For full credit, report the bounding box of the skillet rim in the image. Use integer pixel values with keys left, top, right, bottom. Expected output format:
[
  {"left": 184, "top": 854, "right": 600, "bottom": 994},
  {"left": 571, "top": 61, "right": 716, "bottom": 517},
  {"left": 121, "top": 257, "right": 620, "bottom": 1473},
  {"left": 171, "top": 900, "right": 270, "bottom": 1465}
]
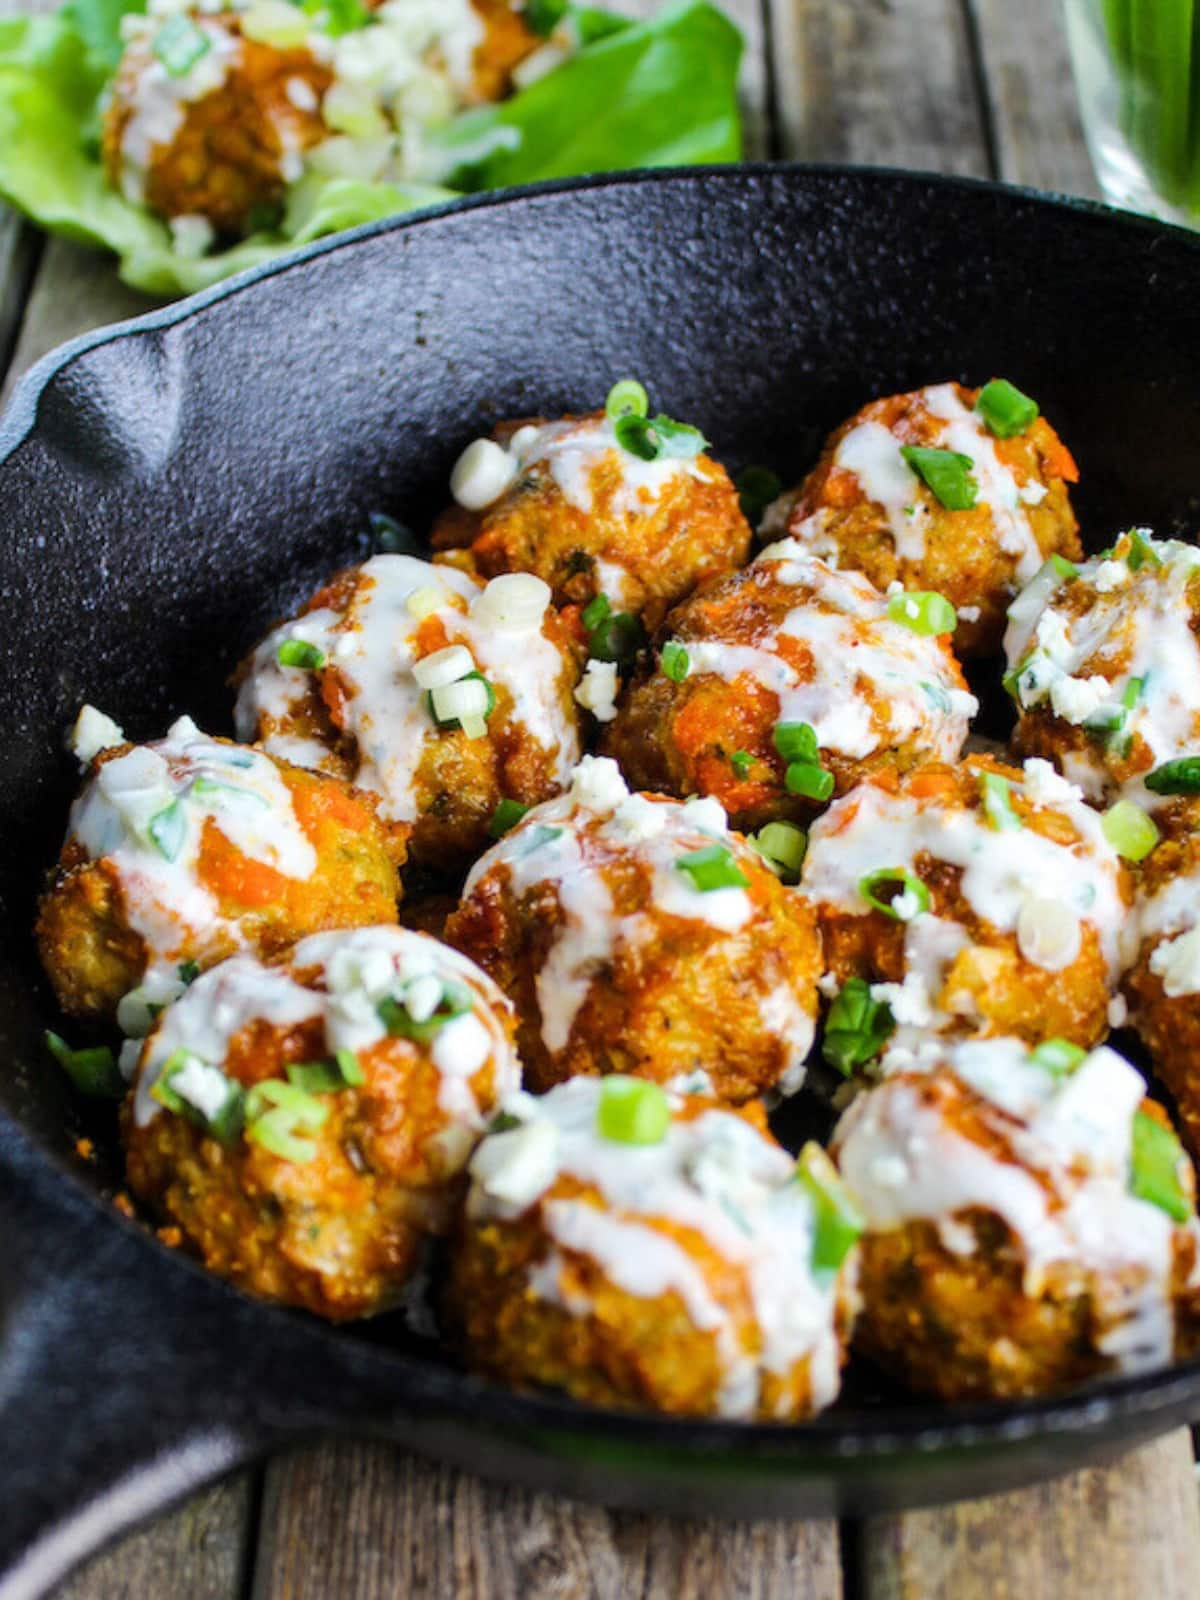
[{"left": 4, "top": 159, "right": 1200, "bottom": 1477}]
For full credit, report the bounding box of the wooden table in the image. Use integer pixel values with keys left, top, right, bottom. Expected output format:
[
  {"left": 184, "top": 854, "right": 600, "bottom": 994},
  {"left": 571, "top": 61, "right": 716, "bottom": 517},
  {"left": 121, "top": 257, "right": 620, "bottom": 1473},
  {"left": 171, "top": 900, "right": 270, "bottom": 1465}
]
[{"left": 3, "top": 0, "right": 1200, "bottom": 1594}]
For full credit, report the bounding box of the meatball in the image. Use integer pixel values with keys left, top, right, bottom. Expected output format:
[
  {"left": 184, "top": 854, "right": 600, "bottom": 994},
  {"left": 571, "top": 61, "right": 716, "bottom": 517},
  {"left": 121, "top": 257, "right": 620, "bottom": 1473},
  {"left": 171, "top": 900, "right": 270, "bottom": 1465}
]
[
  {"left": 432, "top": 409, "right": 752, "bottom": 633},
  {"left": 444, "top": 755, "right": 823, "bottom": 1102},
  {"left": 124, "top": 924, "right": 520, "bottom": 1319},
  {"left": 1007, "top": 528, "right": 1200, "bottom": 810},
  {"left": 102, "top": 1, "right": 539, "bottom": 238},
  {"left": 834, "top": 1036, "right": 1200, "bottom": 1399},
  {"left": 604, "top": 544, "right": 976, "bottom": 833},
  {"left": 769, "top": 380, "right": 1080, "bottom": 657},
  {"left": 445, "top": 1076, "right": 861, "bottom": 1418},
  {"left": 235, "top": 555, "right": 582, "bottom": 876},
  {"left": 802, "top": 756, "right": 1130, "bottom": 1059},
  {"left": 1125, "top": 813, "right": 1200, "bottom": 1160},
  {"left": 36, "top": 714, "right": 399, "bottom": 1027}
]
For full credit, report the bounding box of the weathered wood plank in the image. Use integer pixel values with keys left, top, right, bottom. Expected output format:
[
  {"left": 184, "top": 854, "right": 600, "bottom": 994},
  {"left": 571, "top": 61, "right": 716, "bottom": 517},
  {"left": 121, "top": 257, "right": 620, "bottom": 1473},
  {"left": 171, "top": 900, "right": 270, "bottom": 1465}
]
[
  {"left": 967, "top": 0, "right": 1100, "bottom": 197},
  {"left": 252, "top": 1443, "right": 843, "bottom": 1600},
  {"left": 54, "top": 1473, "right": 255, "bottom": 1600},
  {"left": 861, "top": 1429, "right": 1200, "bottom": 1600},
  {"left": 768, "top": 0, "right": 991, "bottom": 176}
]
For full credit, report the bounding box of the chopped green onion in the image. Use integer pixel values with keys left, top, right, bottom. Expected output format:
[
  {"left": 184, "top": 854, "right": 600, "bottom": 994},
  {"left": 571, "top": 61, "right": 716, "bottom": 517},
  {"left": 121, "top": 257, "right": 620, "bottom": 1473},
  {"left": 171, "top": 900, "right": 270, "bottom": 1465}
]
[
  {"left": 426, "top": 670, "right": 495, "bottom": 731},
  {"left": 588, "top": 610, "right": 645, "bottom": 666},
  {"left": 1125, "top": 529, "right": 1162, "bottom": 572},
  {"left": 336, "top": 1047, "right": 364, "bottom": 1086},
  {"left": 736, "top": 465, "right": 783, "bottom": 525},
  {"left": 661, "top": 641, "right": 690, "bottom": 682},
  {"left": 277, "top": 639, "right": 327, "bottom": 671},
  {"left": 795, "top": 1143, "right": 865, "bottom": 1281},
  {"left": 605, "top": 380, "right": 649, "bottom": 421},
  {"left": 1102, "top": 799, "right": 1160, "bottom": 862},
  {"left": 975, "top": 378, "right": 1039, "bottom": 439},
  {"left": 151, "top": 1049, "right": 244, "bottom": 1141},
  {"left": 44, "top": 1030, "right": 123, "bottom": 1099},
  {"left": 774, "top": 721, "right": 820, "bottom": 763},
  {"left": 899, "top": 445, "right": 978, "bottom": 511},
  {"left": 1030, "top": 1038, "right": 1087, "bottom": 1077},
  {"left": 821, "top": 978, "right": 894, "bottom": 1077},
  {"left": 980, "top": 770, "right": 1022, "bottom": 831},
  {"left": 525, "top": 0, "right": 568, "bottom": 36},
  {"left": 191, "top": 777, "right": 269, "bottom": 807},
  {"left": 1050, "top": 554, "right": 1079, "bottom": 580},
  {"left": 1145, "top": 758, "right": 1200, "bottom": 795},
  {"left": 489, "top": 798, "right": 529, "bottom": 838},
  {"left": 614, "top": 412, "right": 709, "bottom": 463},
  {"left": 730, "top": 750, "right": 754, "bottom": 778},
  {"left": 750, "top": 820, "right": 807, "bottom": 881},
  {"left": 178, "top": 959, "right": 201, "bottom": 986},
  {"left": 153, "top": 13, "right": 211, "bottom": 76},
  {"left": 287, "top": 1060, "right": 352, "bottom": 1095},
  {"left": 675, "top": 843, "right": 751, "bottom": 893},
  {"left": 148, "top": 799, "right": 186, "bottom": 861},
  {"left": 886, "top": 589, "right": 957, "bottom": 636},
  {"left": 858, "top": 867, "right": 931, "bottom": 921},
  {"left": 1123, "top": 676, "right": 1145, "bottom": 710},
  {"left": 377, "top": 981, "right": 473, "bottom": 1043},
  {"left": 244, "top": 1078, "right": 330, "bottom": 1125},
  {"left": 785, "top": 761, "right": 835, "bottom": 802},
  {"left": 581, "top": 593, "right": 611, "bottom": 631},
  {"left": 488, "top": 1109, "right": 522, "bottom": 1134},
  {"left": 596, "top": 1075, "right": 670, "bottom": 1145},
  {"left": 1130, "top": 1109, "right": 1192, "bottom": 1223},
  {"left": 246, "top": 1108, "right": 318, "bottom": 1164},
  {"left": 368, "top": 511, "right": 416, "bottom": 555}
]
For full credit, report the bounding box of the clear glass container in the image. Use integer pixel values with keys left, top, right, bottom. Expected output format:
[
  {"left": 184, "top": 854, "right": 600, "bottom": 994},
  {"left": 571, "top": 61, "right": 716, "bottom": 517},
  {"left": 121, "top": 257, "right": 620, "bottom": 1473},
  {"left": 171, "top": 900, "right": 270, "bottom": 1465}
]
[{"left": 1064, "top": 0, "right": 1200, "bottom": 226}]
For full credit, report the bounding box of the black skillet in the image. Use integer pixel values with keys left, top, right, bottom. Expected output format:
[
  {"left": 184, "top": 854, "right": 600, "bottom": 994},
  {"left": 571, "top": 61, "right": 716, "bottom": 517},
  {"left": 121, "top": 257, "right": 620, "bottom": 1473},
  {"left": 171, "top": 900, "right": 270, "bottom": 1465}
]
[{"left": 3, "top": 164, "right": 1200, "bottom": 1599}]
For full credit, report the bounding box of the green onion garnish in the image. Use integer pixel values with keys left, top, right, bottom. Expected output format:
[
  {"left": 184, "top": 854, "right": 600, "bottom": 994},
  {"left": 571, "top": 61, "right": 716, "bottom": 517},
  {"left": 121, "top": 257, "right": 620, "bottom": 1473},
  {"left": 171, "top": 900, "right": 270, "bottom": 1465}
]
[
  {"left": 581, "top": 593, "right": 611, "bottom": 631},
  {"left": 886, "top": 589, "right": 957, "bottom": 636},
  {"left": 795, "top": 1143, "right": 865, "bottom": 1281},
  {"left": 1102, "top": 799, "right": 1160, "bottom": 862},
  {"left": 153, "top": 13, "right": 212, "bottom": 76},
  {"left": 675, "top": 843, "right": 751, "bottom": 893},
  {"left": 1145, "top": 758, "right": 1200, "bottom": 796},
  {"left": 425, "top": 670, "right": 496, "bottom": 730},
  {"left": 596, "top": 1075, "right": 671, "bottom": 1145},
  {"left": 1130, "top": 1109, "right": 1192, "bottom": 1223},
  {"left": 1125, "top": 529, "right": 1162, "bottom": 572},
  {"left": 749, "top": 820, "right": 807, "bottom": 882},
  {"left": 661, "top": 641, "right": 690, "bottom": 682},
  {"left": 858, "top": 867, "right": 931, "bottom": 921},
  {"left": 736, "top": 465, "right": 783, "bottom": 525},
  {"left": 785, "top": 761, "right": 835, "bottom": 802},
  {"left": 178, "top": 959, "right": 201, "bottom": 986},
  {"left": 975, "top": 379, "right": 1039, "bottom": 439},
  {"left": 1123, "top": 676, "right": 1145, "bottom": 710},
  {"left": 148, "top": 799, "right": 186, "bottom": 861},
  {"left": 605, "top": 379, "right": 649, "bottom": 421},
  {"left": 899, "top": 445, "right": 978, "bottom": 511},
  {"left": 587, "top": 610, "right": 645, "bottom": 666},
  {"left": 44, "top": 1030, "right": 123, "bottom": 1099},
  {"left": 302, "top": 0, "right": 369, "bottom": 35},
  {"left": 980, "top": 770, "right": 1022, "bottom": 831},
  {"left": 730, "top": 750, "right": 754, "bottom": 778},
  {"left": 774, "top": 721, "right": 820, "bottom": 763},
  {"left": 336, "top": 1047, "right": 364, "bottom": 1086},
  {"left": 244, "top": 1078, "right": 329, "bottom": 1165},
  {"left": 277, "top": 639, "right": 327, "bottom": 671},
  {"left": 151, "top": 1049, "right": 245, "bottom": 1142},
  {"left": 286, "top": 1058, "right": 361, "bottom": 1095},
  {"left": 821, "top": 978, "right": 894, "bottom": 1077},
  {"left": 1030, "top": 1038, "right": 1087, "bottom": 1077},
  {"left": 377, "top": 981, "right": 473, "bottom": 1044},
  {"left": 368, "top": 511, "right": 415, "bottom": 555},
  {"left": 614, "top": 412, "right": 709, "bottom": 464},
  {"left": 489, "top": 798, "right": 529, "bottom": 838},
  {"left": 1050, "top": 554, "right": 1079, "bottom": 580}
]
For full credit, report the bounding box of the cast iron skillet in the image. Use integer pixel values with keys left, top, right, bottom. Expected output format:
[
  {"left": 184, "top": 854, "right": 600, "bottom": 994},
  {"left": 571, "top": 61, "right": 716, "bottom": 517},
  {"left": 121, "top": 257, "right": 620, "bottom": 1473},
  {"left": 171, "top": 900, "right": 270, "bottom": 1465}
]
[{"left": 3, "top": 164, "right": 1200, "bottom": 1598}]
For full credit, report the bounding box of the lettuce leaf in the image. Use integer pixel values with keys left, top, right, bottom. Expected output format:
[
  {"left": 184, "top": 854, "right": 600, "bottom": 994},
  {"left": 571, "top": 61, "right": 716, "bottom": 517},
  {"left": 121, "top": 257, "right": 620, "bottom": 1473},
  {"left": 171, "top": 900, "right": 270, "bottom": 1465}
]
[{"left": 0, "top": 0, "right": 742, "bottom": 298}]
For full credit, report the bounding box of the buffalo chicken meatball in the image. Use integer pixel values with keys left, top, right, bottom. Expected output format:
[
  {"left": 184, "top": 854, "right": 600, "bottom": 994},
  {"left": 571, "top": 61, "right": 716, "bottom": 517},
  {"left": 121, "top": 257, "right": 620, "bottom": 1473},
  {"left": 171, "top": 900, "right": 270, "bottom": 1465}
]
[
  {"left": 103, "top": 0, "right": 540, "bottom": 239},
  {"left": 432, "top": 407, "right": 752, "bottom": 633},
  {"left": 124, "top": 924, "right": 520, "bottom": 1319},
  {"left": 445, "top": 1075, "right": 862, "bottom": 1418},
  {"left": 801, "top": 757, "right": 1130, "bottom": 1058},
  {"left": 36, "top": 713, "right": 399, "bottom": 1026},
  {"left": 1125, "top": 817, "right": 1200, "bottom": 1160},
  {"left": 604, "top": 544, "right": 976, "bottom": 832},
  {"left": 834, "top": 1036, "right": 1200, "bottom": 1399},
  {"left": 235, "top": 555, "right": 582, "bottom": 875},
  {"left": 1007, "top": 528, "right": 1200, "bottom": 810},
  {"left": 444, "top": 756, "right": 823, "bottom": 1102},
  {"left": 769, "top": 380, "right": 1080, "bottom": 657}
]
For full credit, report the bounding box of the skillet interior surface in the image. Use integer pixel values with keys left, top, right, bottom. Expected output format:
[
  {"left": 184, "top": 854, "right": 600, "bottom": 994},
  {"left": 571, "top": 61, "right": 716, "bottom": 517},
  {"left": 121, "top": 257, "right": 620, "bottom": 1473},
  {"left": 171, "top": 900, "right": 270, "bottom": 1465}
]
[{"left": 3, "top": 164, "right": 1200, "bottom": 1593}]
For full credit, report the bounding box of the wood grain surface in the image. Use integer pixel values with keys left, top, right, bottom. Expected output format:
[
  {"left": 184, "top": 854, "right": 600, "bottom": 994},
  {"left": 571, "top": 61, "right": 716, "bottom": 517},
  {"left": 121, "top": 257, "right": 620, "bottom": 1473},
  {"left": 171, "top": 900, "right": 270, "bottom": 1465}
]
[{"left": 0, "top": 0, "right": 1197, "bottom": 1596}]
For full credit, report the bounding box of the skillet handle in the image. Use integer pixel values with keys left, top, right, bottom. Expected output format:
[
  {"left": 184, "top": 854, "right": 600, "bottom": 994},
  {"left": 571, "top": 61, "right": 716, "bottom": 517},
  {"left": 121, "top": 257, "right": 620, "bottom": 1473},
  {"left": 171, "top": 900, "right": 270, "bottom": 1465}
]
[{"left": 0, "top": 1126, "right": 257, "bottom": 1600}]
